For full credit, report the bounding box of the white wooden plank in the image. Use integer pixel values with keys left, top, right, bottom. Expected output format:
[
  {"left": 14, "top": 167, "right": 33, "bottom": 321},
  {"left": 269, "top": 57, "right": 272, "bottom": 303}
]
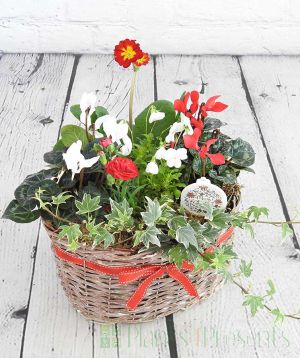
[
  {"left": 156, "top": 55, "right": 300, "bottom": 358},
  {"left": 23, "top": 54, "right": 170, "bottom": 358},
  {"left": 239, "top": 55, "right": 300, "bottom": 248},
  {"left": 0, "top": 54, "right": 76, "bottom": 358}
]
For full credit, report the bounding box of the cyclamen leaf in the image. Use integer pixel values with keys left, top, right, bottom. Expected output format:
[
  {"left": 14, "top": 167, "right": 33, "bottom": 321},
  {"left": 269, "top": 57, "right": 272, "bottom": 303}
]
[
  {"left": 175, "top": 224, "right": 198, "bottom": 249},
  {"left": 75, "top": 193, "right": 101, "bottom": 215},
  {"left": 243, "top": 295, "right": 264, "bottom": 316},
  {"left": 2, "top": 199, "right": 40, "bottom": 223},
  {"left": 141, "top": 197, "right": 162, "bottom": 226},
  {"left": 134, "top": 226, "right": 161, "bottom": 248}
]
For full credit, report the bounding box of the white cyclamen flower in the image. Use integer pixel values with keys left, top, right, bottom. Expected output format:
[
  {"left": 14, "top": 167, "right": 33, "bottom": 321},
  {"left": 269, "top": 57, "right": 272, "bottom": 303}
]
[
  {"left": 165, "top": 114, "right": 193, "bottom": 143},
  {"left": 80, "top": 92, "right": 97, "bottom": 127},
  {"left": 62, "top": 140, "right": 99, "bottom": 179},
  {"left": 149, "top": 111, "right": 165, "bottom": 124},
  {"left": 120, "top": 135, "right": 133, "bottom": 156},
  {"left": 164, "top": 148, "right": 187, "bottom": 168},
  {"left": 155, "top": 147, "right": 167, "bottom": 160},
  {"left": 146, "top": 162, "right": 159, "bottom": 174},
  {"left": 95, "top": 115, "right": 129, "bottom": 144}
]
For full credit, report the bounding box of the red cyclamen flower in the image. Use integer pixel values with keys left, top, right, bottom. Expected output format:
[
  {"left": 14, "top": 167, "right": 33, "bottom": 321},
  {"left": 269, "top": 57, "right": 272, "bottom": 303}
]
[
  {"left": 201, "top": 96, "right": 228, "bottom": 117},
  {"left": 114, "top": 39, "right": 143, "bottom": 68},
  {"left": 105, "top": 157, "right": 139, "bottom": 180},
  {"left": 174, "top": 91, "right": 203, "bottom": 130},
  {"left": 183, "top": 128, "right": 201, "bottom": 150},
  {"left": 199, "top": 138, "right": 225, "bottom": 165},
  {"left": 135, "top": 52, "right": 150, "bottom": 67}
]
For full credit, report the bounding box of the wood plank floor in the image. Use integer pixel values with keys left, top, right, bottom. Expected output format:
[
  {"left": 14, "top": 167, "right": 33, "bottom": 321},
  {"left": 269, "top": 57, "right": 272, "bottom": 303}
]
[{"left": 0, "top": 54, "right": 299, "bottom": 358}]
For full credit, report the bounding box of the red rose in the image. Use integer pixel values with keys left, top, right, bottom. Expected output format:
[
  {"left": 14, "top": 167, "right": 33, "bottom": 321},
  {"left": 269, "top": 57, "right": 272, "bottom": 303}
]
[{"left": 105, "top": 157, "right": 139, "bottom": 181}]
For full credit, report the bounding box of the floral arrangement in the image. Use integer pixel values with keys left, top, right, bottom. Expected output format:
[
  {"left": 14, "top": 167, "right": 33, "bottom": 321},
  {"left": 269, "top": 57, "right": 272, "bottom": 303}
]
[{"left": 3, "top": 39, "right": 300, "bottom": 322}]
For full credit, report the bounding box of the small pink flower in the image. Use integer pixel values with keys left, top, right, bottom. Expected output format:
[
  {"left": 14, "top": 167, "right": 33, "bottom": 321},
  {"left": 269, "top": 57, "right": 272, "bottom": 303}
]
[{"left": 99, "top": 138, "right": 112, "bottom": 148}]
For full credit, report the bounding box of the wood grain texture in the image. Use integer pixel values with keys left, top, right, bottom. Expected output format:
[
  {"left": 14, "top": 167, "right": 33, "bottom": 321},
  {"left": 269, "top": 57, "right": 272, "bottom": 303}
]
[
  {"left": 156, "top": 55, "right": 300, "bottom": 358},
  {"left": 0, "top": 54, "right": 74, "bottom": 358},
  {"left": 239, "top": 56, "right": 300, "bottom": 248}
]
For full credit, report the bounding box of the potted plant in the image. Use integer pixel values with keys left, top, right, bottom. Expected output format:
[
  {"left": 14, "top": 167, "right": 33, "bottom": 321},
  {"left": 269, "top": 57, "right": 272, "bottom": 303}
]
[{"left": 3, "top": 39, "right": 300, "bottom": 324}]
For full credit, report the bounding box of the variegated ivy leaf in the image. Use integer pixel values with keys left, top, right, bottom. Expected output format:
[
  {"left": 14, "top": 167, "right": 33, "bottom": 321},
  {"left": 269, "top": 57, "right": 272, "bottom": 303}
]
[
  {"left": 239, "top": 259, "right": 253, "bottom": 278},
  {"left": 281, "top": 223, "right": 293, "bottom": 240},
  {"left": 86, "top": 220, "right": 114, "bottom": 249},
  {"left": 134, "top": 226, "right": 161, "bottom": 248},
  {"left": 168, "top": 215, "right": 186, "bottom": 230},
  {"left": 75, "top": 193, "right": 101, "bottom": 215},
  {"left": 175, "top": 224, "right": 198, "bottom": 249},
  {"left": 58, "top": 224, "right": 82, "bottom": 251},
  {"left": 52, "top": 192, "right": 73, "bottom": 206},
  {"left": 105, "top": 199, "right": 134, "bottom": 231},
  {"left": 141, "top": 197, "right": 162, "bottom": 226},
  {"left": 266, "top": 279, "right": 276, "bottom": 298}
]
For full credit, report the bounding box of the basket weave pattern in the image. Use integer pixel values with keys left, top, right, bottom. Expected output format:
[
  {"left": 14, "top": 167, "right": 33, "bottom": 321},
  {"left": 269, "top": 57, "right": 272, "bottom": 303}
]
[{"left": 45, "top": 223, "right": 232, "bottom": 323}]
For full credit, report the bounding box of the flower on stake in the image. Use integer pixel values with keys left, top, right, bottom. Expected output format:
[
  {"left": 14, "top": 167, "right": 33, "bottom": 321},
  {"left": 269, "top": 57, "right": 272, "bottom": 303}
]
[
  {"left": 63, "top": 140, "right": 99, "bottom": 179},
  {"left": 114, "top": 39, "right": 143, "bottom": 68}
]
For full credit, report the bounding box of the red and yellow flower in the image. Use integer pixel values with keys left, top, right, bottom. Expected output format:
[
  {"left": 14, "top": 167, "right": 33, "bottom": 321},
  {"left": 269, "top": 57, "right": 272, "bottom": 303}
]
[
  {"left": 114, "top": 39, "right": 143, "bottom": 68},
  {"left": 135, "top": 52, "right": 150, "bottom": 67}
]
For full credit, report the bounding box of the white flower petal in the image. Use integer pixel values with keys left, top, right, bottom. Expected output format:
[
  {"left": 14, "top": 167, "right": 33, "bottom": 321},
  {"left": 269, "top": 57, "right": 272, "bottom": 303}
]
[
  {"left": 149, "top": 111, "right": 165, "bottom": 124},
  {"left": 146, "top": 162, "right": 159, "bottom": 174},
  {"left": 155, "top": 147, "right": 167, "bottom": 160},
  {"left": 120, "top": 135, "right": 132, "bottom": 156}
]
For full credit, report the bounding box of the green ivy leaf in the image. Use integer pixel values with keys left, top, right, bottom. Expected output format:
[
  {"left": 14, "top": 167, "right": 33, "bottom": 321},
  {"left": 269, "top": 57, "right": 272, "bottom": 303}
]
[
  {"left": 52, "top": 192, "right": 73, "bottom": 206},
  {"left": 239, "top": 259, "right": 253, "bottom": 278},
  {"left": 106, "top": 199, "right": 134, "bottom": 231},
  {"left": 193, "top": 256, "right": 210, "bottom": 272},
  {"left": 243, "top": 295, "right": 264, "bottom": 316},
  {"left": 168, "top": 245, "right": 188, "bottom": 268},
  {"left": 211, "top": 246, "right": 236, "bottom": 269},
  {"left": 247, "top": 206, "right": 269, "bottom": 222},
  {"left": 141, "top": 197, "right": 162, "bottom": 226},
  {"left": 86, "top": 221, "right": 114, "bottom": 249},
  {"left": 176, "top": 224, "right": 198, "bottom": 249},
  {"left": 134, "top": 226, "right": 161, "bottom": 248},
  {"left": 2, "top": 199, "right": 40, "bottom": 223},
  {"left": 133, "top": 100, "right": 177, "bottom": 142},
  {"left": 266, "top": 279, "right": 276, "bottom": 298},
  {"left": 271, "top": 308, "right": 284, "bottom": 324},
  {"left": 60, "top": 124, "right": 91, "bottom": 148},
  {"left": 75, "top": 193, "right": 101, "bottom": 215},
  {"left": 281, "top": 223, "right": 293, "bottom": 240},
  {"left": 57, "top": 224, "right": 82, "bottom": 251}
]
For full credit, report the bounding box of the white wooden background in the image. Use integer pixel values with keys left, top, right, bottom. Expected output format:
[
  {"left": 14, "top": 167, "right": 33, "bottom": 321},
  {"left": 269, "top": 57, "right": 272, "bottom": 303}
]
[{"left": 0, "top": 54, "right": 300, "bottom": 358}]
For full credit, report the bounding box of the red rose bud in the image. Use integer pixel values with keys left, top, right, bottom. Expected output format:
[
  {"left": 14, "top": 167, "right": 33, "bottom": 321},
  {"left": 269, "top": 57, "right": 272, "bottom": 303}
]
[
  {"left": 105, "top": 157, "right": 139, "bottom": 181},
  {"left": 99, "top": 138, "right": 113, "bottom": 148}
]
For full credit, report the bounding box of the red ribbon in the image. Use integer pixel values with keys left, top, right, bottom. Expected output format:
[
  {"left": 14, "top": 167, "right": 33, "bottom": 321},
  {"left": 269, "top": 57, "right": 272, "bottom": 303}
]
[{"left": 53, "top": 226, "right": 234, "bottom": 310}]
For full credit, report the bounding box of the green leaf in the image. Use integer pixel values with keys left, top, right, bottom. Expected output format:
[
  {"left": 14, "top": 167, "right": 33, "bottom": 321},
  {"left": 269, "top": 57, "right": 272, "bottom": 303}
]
[
  {"left": 243, "top": 295, "right": 264, "bottom": 316},
  {"left": 281, "top": 223, "right": 293, "bottom": 240},
  {"left": 271, "top": 308, "right": 284, "bottom": 324},
  {"left": 211, "top": 246, "right": 236, "bottom": 269},
  {"left": 75, "top": 193, "right": 101, "bottom": 215},
  {"left": 70, "top": 104, "right": 81, "bottom": 119},
  {"left": 203, "top": 117, "right": 226, "bottom": 131},
  {"left": 134, "top": 226, "right": 161, "bottom": 248},
  {"left": 225, "top": 138, "right": 255, "bottom": 167},
  {"left": 133, "top": 100, "right": 177, "bottom": 142},
  {"left": 58, "top": 224, "right": 82, "bottom": 251},
  {"left": 2, "top": 199, "right": 40, "bottom": 223},
  {"left": 53, "top": 139, "right": 66, "bottom": 151},
  {"left": 168, "top": 215, "right": 187, "bottom": 230},
  {"left": 52, "top": 192, "right": 73, "bottom": 206},
  {"left": 86, "top": 221, "right": 114, "bottom": 249},
  {"left": 44, "top": 151, "right": 64, "bottom": 166},
  {"left": 194, "top": 256, "right": 210, "bottom": 271},
  {"left": 141, "top": 197, "right": 162, "bottom": 226},
  {"left": 266, "top": 279, "right": 276, "bottom": 298},
  {"left": 168, "top": 245, "right": 187, "bottom": 268},
  {"left": 176, "top": 224, "right": 198, "bottom": 249},
  {"left": 60, "top": 124, "right": 91, "bottom": 148},
  {"left": 90, "top": 106, "right": 109, "bottom": 123},
  {"left": 239, "top": 259, "right": 253, "bottom": 278},
  {"left": 106, "top": 199, "right": 134, "bottom": 231},
  {"left": 198, "top": 202, "right": 214, "bottom": 221},
  {"left": 247, "top": 206, "right": 269, "bottom": 222}
]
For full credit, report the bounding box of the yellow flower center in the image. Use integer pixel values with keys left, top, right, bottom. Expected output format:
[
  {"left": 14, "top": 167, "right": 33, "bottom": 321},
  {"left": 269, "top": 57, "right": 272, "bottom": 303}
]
[
  {"left": 136, "top": 56, "right": 146, "bottom": 64},
  {"left": 121, "top": 46, "right": 136, "bottom": 60}
]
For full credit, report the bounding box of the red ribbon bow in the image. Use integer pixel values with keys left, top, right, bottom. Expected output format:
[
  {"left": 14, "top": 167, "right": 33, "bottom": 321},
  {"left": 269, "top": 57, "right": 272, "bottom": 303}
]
[{"left": 53, "top": 227, "right": 234, "bottom": 310}]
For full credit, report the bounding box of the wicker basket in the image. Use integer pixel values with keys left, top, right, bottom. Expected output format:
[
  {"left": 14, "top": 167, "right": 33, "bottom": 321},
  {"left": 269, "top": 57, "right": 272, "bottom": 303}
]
[{"left": 44, "top": 222, "right": 234, "bottom": 324}]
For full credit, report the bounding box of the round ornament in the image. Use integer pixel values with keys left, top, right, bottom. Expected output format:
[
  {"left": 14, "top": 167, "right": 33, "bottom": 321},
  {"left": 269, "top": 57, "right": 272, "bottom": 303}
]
[{"left": 180, "top": 177, "right": 227, "bottom": 217}]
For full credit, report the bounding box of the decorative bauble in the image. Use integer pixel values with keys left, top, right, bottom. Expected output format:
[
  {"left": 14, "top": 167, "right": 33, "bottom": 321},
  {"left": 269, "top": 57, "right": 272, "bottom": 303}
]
[{"left": 180, "top": 177, "right": 227, "bottom": 217}]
